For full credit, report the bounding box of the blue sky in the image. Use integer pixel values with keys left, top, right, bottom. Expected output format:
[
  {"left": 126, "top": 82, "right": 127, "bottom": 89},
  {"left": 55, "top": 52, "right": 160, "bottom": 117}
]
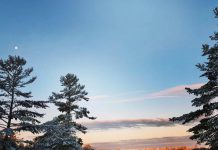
[{"left": 0, "top": 0, "right": 217, "bottom": 144}]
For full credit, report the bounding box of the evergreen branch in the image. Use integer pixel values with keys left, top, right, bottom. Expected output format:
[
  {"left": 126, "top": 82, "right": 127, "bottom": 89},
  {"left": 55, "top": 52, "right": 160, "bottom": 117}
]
[
  {"left": 191, "top": 93, "right": 217, "bottom": 107},
  {"left": 49, "top": 92, "right": 64, "bottom": 101},
  {"left": 170, "top": 109, "right": 205, "bottom": 124},
  {"left": 71, "top": 122, "right": 87, "bottom": 134},
  {"left": 14, "top": 90, "right": 32, "bottom": 98},
  {"left": 12, "top": 110, "right": 44, "bottom": 118},
  {"left": 19, "top": 76, "right": 36, "bottom": 87},
  {"left": 14, "top": 100, "right": 48, "bottom": 109},
  {"left": 14, "top": 123, "right": 42, "bottom": 134},
  {"left": 0, "top": 118, "right": 8, "bottom": 124}
]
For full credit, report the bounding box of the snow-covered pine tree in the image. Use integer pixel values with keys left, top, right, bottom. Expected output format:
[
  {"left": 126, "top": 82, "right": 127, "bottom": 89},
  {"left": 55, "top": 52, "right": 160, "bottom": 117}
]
[
  {"left": 0, "top": 55, "right": 48, "bottom": 149},
  {"left": 170, "top": 8, "right": 218, "bottom": 150},
  {"left": 34, "top": 73, "right": 96, "bottom": 150}
]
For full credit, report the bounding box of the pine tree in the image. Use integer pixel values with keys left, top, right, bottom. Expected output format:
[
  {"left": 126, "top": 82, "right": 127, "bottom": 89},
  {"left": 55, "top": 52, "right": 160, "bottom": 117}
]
[
  {"left": 170, "top": 8, "right": 218, "bottom": 150},
  {"left": 34, "top": 73, "right": 96, "bottom": 150},
  {"left": 0, "top": 55, "right": 48, "bottom": 149}
]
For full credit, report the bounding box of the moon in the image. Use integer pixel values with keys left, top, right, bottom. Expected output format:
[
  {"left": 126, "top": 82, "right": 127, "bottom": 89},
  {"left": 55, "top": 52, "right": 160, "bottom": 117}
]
[{"left": 14, "top": 46, "right": 18, "bottom": 50}]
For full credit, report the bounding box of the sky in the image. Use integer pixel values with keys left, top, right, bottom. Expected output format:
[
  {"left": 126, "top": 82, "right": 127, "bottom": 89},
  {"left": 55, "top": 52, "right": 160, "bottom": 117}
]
[{"left": 0, "top": 0, "right": 217, "bottom": 148}]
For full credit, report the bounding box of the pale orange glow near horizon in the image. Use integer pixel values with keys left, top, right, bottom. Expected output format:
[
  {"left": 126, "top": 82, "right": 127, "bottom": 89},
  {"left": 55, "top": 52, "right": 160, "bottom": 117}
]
[
  {"left": 17, "top": 125, "right": 192, "bottom": 144},
  {"left": 80, "top": 125, "right": 192, "bottom": 143}
]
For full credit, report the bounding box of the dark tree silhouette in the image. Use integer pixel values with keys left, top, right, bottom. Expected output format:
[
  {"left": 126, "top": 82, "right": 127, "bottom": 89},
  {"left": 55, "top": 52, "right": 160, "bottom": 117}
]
[
  {"left": 0, "top": 55, "right": 48, "bottom": 149},
  {"left": 34, "top": 73, "right": 96, "bottom": 150},
  {"left": 170, "top": 8, "right": 218, "bottom": 150}
]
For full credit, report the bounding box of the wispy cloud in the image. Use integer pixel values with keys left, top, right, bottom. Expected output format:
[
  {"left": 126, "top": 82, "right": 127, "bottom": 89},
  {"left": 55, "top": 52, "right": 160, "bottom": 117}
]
[
  {"left": 90, "top": 83, "right": 204, "bottom": 103},
  {"left": 83, "top": 118, "right": 175, "bottom": 130},
  {"left": 89, "top": 90, "right": 148, "bottom": 101},
  {"left": 89, "top": 95, "right": 110, "bottom": 100},
  {"left": 146, "top": 83, "right": 204, "bottom": 99}
]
